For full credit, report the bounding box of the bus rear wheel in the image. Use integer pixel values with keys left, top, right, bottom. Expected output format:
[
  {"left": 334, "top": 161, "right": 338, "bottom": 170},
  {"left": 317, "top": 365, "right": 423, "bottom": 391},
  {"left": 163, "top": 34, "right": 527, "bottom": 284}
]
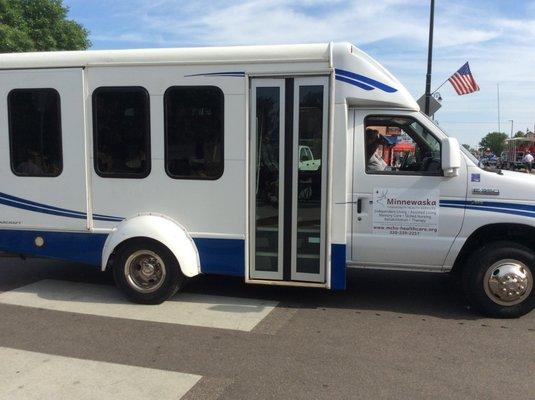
[
  {"left": 463, "top": 241, "right": 534, "bottom": 318},
  {"left": 113, "top": 240, "right": 184, "bottom": 304}
]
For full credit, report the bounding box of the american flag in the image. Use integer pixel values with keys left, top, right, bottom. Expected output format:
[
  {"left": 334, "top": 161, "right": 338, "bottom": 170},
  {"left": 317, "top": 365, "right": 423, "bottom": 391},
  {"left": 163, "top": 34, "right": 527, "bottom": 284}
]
[{"left": 448, "top": 62, "right": 480, "bottom": 95}]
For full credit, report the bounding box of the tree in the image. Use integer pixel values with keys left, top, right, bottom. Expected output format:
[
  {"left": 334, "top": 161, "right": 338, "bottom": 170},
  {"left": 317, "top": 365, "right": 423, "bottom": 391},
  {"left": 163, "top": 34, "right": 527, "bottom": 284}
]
[
  {"left": 514, "top": 130, "right": 526, "bottom": 138},
  {"left": 479, "top": 132, "right": 508, "bottom": 155},
  {"left": 0, "top": 0, "right": 90, "bottom": 53}
]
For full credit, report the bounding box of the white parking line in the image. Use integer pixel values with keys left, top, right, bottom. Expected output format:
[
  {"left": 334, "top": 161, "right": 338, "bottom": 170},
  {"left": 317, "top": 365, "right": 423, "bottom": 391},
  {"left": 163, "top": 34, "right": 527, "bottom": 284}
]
[
  {"left": 0, "top": 346, "right": 201, "bottom": 400},
  {"left": 0, "top": 279, "right": 277, "bottom": 331}
]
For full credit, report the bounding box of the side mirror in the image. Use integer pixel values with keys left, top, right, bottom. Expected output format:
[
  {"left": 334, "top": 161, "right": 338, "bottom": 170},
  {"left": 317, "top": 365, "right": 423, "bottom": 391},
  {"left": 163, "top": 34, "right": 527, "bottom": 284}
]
[{"left": 442, "top": 137, "right": 461, "bottom": 177}]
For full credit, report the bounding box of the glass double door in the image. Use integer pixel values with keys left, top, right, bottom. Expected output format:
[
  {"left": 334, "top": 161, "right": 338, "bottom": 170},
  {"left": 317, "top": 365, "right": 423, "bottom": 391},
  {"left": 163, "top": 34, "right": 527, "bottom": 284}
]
[{"left": 249, "top": 77, "right": 328, "bottom": 283}]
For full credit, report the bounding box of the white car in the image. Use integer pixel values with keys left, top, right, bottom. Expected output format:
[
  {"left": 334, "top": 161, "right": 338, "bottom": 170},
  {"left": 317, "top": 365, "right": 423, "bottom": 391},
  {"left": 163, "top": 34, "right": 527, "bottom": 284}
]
[{"left": 299, "top": 145, "right": 321, "bottom": 171}]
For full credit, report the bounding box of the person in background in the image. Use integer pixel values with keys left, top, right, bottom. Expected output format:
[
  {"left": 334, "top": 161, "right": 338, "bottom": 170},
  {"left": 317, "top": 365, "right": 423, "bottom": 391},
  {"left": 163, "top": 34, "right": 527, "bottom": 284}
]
[
  {"left": 523, "top": 151, "right": 534, "bottom": 173},
  {"left": 366, "top": 129, "right": 387, "bottom": 171},
  {"left": 484, "top": 148, "right": 494, "bottom": 158},
  {"left": 480, "top": 147, "right": 497, "bottom": 169}
]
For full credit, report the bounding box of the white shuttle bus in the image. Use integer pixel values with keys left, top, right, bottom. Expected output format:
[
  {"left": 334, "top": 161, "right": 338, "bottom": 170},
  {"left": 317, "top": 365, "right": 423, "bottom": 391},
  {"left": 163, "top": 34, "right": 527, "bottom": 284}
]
[{"left": 0, "top": 43, "right": 533, "bottom": 317}]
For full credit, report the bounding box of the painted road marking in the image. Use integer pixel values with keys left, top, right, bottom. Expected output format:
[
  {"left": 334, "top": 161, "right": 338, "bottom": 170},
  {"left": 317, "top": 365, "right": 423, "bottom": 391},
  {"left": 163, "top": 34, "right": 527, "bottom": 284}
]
[
  {"left": 0, "top": 346, "right": 201, "bottom": 400},
  {"left": 0, "top": 279, "right": 277, "bottom": 331}
]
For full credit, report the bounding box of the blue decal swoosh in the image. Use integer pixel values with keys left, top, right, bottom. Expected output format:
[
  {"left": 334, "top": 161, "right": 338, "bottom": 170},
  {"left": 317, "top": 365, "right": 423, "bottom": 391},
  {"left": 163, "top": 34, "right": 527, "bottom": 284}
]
[
  {"left": 471, "top": 201, "right": 535, "bottom": 213},
  {"left": 0, "top": 192, "right": 86, "bottom": 216},
  {"left": 335, "top": 68, "right": 398, "bottom": 93},
  {"left": 0, "top": 192, "right": 123, "bottom": 222},
  {"left": 335, "top": 75, "right": 374, "bottom": 91},
  {"left": 440, "top": 200, "right": 535, "bottom": 219},
  {"left": 185, "top": 71, "right": 245, "bottom": 77},
  {"left": 0, "top": 196, "right": 86, "bottom": 220}
]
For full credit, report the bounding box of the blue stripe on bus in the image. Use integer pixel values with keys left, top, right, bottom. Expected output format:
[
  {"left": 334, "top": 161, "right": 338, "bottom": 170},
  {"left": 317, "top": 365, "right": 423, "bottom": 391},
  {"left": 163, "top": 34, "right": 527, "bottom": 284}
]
[
  {"left": 194, "top": 237, "right": 245, "bottom": 277},
  {"left": 440, "top": 200, "right": 535, "bottom": 218},
  {"left": 0, "top": 229, "right": 108, "bottom": 265},
  {"left": 471, "top": 200, "right": 535, "bottom": 213},
  {"left": 3, "top": 192, "right": 535, "bottom": 223},
  {"left": 184, "top": 71, "right": 245, "bottom": 77},
  {"left": 335, "top": 75, "right": 375, "bottom": 91},
  {"left": 0, "top": 192, "right": 86, "bottom": 216},
  {"left": 331, "top": 244, "right": 346, "bottom": 290},
  {"left": 0, "top": 229, "right": 344, "bottom": 287},
  {"left": 0, "top": 229, "right": 247, "bottom": 274},
  {"left": 335, "top": 68, "right": 398, "bottom": 93},
  {"left": 0, "top": 192, "right": 123, "bottom": 222}
]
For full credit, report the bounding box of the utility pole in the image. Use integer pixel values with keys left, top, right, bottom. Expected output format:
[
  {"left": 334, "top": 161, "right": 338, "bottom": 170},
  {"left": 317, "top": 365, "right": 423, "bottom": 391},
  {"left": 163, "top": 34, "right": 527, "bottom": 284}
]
[
  {"left": 509, "top": 120, "right": 514, "bottom": 139},
  {"left": 424, "top": 0, "right": 435, "bottom": 116},
  {"left": 497, "top": 83, "right": 501, "bottom": 133}
]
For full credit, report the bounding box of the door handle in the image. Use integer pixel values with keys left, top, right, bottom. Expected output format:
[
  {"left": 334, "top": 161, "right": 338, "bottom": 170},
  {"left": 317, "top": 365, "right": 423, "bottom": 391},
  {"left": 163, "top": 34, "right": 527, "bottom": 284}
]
[{"left": 357, "top": 198, "right": 362, "bottom": 214}]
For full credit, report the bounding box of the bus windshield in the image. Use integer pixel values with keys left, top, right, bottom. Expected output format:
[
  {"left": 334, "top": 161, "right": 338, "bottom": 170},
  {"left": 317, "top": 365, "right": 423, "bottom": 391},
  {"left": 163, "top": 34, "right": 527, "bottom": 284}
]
[
  {"left": 421, "top": 112, "right": 481, "bottom": 168},
  {"left": 460, "top": 145, "right": 480, "bottom": 167}
]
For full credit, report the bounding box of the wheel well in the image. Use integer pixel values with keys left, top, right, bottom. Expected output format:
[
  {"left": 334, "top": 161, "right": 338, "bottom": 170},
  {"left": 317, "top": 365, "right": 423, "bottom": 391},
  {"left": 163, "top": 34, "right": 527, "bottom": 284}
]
[
  {"left": 452, "top": 223, "right": 535, "bottom": 275},
  {"left": 105, "top": 237, "right": 174, "bottom": 271}
]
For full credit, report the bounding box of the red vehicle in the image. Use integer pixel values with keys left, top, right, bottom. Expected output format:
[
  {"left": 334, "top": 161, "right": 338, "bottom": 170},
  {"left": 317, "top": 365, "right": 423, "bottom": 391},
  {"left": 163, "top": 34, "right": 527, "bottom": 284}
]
[{"left": 499, "top": 137, "right": 535, "bottom": 170}]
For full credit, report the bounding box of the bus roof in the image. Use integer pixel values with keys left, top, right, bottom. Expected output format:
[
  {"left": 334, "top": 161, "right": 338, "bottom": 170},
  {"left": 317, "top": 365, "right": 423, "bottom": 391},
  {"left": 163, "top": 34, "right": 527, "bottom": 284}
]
[
  {"left": 0, "top": 42, "right": 419, "bottom": 111},
  {"left": 0, "top": 43, "right": 331, "bottom": 70}
]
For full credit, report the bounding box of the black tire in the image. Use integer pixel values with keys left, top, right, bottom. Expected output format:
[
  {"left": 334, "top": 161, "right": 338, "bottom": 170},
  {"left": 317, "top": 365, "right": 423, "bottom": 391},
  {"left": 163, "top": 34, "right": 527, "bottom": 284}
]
[
  {"left": 463, "top": 241, "right": 535, "bottom": 318},
  {"left": 113, "top": 239, "right": 185, "bottom": 304}
]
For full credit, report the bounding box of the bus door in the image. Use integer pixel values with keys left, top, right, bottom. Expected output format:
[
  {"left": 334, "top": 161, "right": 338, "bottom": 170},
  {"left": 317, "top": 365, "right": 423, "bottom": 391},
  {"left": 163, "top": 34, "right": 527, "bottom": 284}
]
[
  {"left": 249, "top": 77, "right": 329, "bottom": 284},
  {"left": 350, "top": 109, "right": 466, "bottom": 269}
]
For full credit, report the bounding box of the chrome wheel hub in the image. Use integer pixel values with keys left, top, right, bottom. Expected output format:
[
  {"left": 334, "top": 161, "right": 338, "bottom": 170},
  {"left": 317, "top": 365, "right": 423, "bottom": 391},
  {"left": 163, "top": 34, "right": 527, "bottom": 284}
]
[
  {"left": 140, "top": 260, "right": 156, "bottom": 277},
  {"left": 484, "top": 259, "right": 533, "bottom": 306},
  {"left": 124, "top": 250, "right": 166, "bottom": 294}
]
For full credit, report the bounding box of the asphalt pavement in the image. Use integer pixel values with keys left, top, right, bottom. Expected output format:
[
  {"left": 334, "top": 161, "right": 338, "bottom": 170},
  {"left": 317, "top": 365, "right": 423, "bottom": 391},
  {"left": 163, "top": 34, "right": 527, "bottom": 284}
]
[{"left": 0, "top": 256, "right": 533, "bottom": 399}]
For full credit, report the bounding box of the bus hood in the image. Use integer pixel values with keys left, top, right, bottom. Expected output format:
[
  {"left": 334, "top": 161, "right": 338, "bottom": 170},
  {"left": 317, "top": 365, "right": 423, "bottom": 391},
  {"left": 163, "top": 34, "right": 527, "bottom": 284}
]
[{"left": 469, "top": 167, "right": 535, "bottom": 203}]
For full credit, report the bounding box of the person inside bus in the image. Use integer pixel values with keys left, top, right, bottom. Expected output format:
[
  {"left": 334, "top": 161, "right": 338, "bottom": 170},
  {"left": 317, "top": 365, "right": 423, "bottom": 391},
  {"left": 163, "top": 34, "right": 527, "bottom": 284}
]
[
  {"left": 17, "top": 149, "right": 45, "bottom": 175},
  {"left": 366, "top": 128, "right": 387, "bottom": 171}
]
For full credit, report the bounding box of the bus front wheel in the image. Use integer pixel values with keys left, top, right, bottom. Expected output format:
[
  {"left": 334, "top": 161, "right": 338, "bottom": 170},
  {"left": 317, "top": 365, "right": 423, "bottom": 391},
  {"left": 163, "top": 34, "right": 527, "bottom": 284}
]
[{"left": 463, "top": 241, "right": 534, "bottom": 318}]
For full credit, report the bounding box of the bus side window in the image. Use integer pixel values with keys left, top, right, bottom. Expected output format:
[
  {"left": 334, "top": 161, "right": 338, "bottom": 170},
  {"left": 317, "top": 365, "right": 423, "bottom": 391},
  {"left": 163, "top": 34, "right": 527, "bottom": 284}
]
[
  {"left": 164, "top": 86, "right": 224, "bottom": 180},
  {"left": 92, "top": 86, "right": 151, "bottom": 178},
  {"left": 8, "top": 88, "right": 63, "bottom": 177}
]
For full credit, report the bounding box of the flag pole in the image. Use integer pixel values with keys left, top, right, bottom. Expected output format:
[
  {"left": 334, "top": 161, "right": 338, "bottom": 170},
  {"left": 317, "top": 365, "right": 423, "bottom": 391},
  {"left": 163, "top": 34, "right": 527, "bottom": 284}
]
[
  {"left": 431, "top": 77, "right": 449, "bottom": 94},
  {"left": 424, "top": 0, "right": 435, "bottom": 116},
  {"left": 431, "top": 60, "right": 468, "bottom": 94}
]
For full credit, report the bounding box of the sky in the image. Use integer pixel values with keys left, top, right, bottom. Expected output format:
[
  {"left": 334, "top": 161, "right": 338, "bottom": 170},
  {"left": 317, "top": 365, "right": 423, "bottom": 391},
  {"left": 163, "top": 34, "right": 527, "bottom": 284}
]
[{"left": 64, "top": 0, "right": 535, "bottom": 147}]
